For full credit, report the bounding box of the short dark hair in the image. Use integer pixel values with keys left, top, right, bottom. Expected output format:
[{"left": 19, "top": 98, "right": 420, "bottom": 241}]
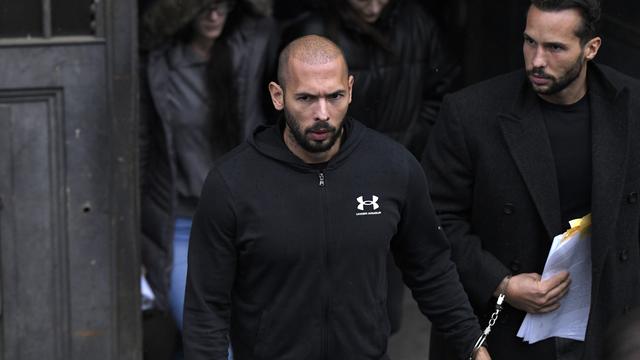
[
  {"left": 277, "top": 35, "right": 347, "bottom": 88},
  {"left": 530, "top": 0, "right": 601, "bottom": 45}
]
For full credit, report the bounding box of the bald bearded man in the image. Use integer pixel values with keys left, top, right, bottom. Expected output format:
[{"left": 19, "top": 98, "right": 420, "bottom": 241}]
[{"left": 183, "top": 35, "right": 490, "bottom": 360}]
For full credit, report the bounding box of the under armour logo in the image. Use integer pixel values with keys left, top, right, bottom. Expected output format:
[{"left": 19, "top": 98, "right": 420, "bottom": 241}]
[{"left": 357, "top": 195, "right": 379, "bottom": 211}]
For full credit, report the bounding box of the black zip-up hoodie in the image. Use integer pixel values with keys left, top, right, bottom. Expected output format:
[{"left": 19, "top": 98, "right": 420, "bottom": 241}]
[{"left": 183, "top": 118, "right": 481, "bottom": 359}]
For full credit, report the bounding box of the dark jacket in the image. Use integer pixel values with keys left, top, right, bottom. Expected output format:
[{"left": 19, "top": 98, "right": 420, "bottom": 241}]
[
  {"left": 183, "top": 119, "right": 481, "bottom": 359},
  {"left": 140, "top": 13, "right": 278, "bottom": 311},
  {"left": 424, "top": 63, "right": 640, "bottom": 360},
  {"left": 282, "top": 0, "right": 458, "bottom": 158}
]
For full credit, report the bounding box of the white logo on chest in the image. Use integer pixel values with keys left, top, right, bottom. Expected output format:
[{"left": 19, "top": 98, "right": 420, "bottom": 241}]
[
  {"left": 356, "top": 195, "right": 382, "bottom": 216},
  {"left": 357, "top": 195, "right": 379, "bottom": 211}
]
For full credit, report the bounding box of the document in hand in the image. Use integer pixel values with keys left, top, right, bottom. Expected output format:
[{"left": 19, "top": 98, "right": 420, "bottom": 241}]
[{"left": 517, "top": 214, "right": 592, "bottom": 344}]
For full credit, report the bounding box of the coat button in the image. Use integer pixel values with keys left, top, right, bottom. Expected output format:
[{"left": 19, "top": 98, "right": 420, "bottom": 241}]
[
  {"left": 503, "top": 203, "right": 515, "bottom": 215},
  {"left": 624, "top": 305, "right": 631, "bottom": 314},
  {"left": 510, "top": 260, "right": 521, "bottom": 272},
  {"left": 620, "top": 249, "right": 629, "bottom": 262},
  {"left": 628, "top": 192, "right": 638, "bottom": 204}
]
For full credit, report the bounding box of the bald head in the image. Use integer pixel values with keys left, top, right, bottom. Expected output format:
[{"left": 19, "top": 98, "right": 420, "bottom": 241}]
[{"left": 277, "top": 35, "right": 348, "bottom": 87}]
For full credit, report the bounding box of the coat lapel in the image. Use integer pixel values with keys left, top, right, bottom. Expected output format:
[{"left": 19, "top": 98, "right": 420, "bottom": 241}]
[
  {"left": 589, "top": 68, "right": 629, "bottom": 271},
  {"left": 499, "top": 81, "right": 563, "bottom": 240}
]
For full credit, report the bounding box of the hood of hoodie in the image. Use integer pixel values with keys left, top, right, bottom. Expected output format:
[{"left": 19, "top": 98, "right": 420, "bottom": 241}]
[
  {"left": 248, "top": 117, "right": 366, "bottom": 172},
  {"left": 142, "top": 0, "right": 272, "bottom": 49}
]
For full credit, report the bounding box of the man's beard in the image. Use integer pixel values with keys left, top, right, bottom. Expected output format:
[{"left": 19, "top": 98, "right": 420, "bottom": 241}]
[
  {"left": 527, "top": 52, "right": 585, "bottom": 95},
  {"left": 284, "top": 107, "right": 343, "bottom": 154}
]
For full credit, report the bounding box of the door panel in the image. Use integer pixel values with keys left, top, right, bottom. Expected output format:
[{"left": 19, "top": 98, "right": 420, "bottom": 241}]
[{"left": 0, "top": 91, "right": 67, "bottom": 359}]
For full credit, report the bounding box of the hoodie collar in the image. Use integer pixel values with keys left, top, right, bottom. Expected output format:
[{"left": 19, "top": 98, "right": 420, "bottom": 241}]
[{"left": 248, "top": 116, "right": 365, "bottom": 172}]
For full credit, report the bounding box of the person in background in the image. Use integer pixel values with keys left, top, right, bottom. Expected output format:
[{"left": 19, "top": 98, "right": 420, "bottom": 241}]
[
  {"left": 423, "top": 0, "right": 640, "bottom": 359},
  {"left": 281, "top": 0, "right": 459, "bottom": 336},
  {"left": 283, "top": 0, "right": 458, "bottom": 159},
  {"left": 139, "top": 0, "right": 277, "bottom": 358}
]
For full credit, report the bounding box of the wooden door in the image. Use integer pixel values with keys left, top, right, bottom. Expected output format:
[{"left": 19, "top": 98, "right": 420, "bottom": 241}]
[{"left": 0, "top": 0, "right": 140, "bottom": 359}]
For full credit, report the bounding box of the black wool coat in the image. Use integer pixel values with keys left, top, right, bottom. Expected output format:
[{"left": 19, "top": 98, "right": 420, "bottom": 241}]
[{"left": 423, "top": 63, "right": 640, "bottom": 360}]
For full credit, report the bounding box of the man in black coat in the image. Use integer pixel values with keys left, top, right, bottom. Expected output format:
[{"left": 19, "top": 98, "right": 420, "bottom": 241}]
[{"left": 424, "top": 0, "right": 640, "bottom": 359}]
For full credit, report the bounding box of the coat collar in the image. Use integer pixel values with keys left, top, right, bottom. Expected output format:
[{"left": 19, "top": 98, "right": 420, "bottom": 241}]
[{"left": 498, "top": 63, "right": 630, "bottom": 246}]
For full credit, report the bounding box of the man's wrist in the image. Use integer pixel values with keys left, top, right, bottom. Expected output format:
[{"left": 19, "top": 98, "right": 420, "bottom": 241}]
[{"left": 493, "top": 274, "right": 512, "bottom": 298}]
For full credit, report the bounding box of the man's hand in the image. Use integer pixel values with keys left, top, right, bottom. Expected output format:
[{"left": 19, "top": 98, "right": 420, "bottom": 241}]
[
  {"left": 474, "top": 346, "right": 491, "bottom": 360},
  {"left": 502, "top": 271, "right": 571, "bottom": 313}
]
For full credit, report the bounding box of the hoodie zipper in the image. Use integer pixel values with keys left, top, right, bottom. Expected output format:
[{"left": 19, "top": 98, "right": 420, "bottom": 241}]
[{"left": 318, "top": 170, "right": 329, "bottom": 358}]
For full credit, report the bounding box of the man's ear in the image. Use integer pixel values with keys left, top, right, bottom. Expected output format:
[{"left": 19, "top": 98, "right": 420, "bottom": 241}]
[
  {"left": 584, "top": 36, "right": 601, "bottom": 61},
  {"left": 347, "top": 75, "right": 354, "bottom": 104},
  {"left": 268, "top": 81, "right": 285, "bottom": 110}
]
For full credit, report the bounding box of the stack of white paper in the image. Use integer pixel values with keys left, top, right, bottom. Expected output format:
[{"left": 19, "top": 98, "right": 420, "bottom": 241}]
[{"left": 517, "top": 218, "right": 592, "bottom": 344}]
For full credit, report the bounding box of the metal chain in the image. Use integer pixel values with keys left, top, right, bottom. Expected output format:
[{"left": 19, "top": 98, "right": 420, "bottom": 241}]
[
  {"left": 468, "top": 293, "right": 506, "bottom": 359},
  {"left": 487, "top": 294, "right": 504, "bottom": 328}
]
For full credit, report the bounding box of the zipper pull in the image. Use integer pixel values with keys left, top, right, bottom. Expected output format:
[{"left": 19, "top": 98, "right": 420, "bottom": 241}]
[{"left": 318, "top": 172, "right": 325, "bottom": 187}]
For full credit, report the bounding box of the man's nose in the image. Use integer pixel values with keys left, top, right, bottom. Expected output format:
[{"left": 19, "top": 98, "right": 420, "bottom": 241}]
[
  {"left": 315, "top": 99, "right": 330, "bottom": 121},
  {"left": 531, "top": 47, "right": 547, "bottom": 68}
]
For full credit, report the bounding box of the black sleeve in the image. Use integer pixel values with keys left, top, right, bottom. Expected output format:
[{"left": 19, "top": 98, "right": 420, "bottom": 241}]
[
  {"left": 183, "top": 169, "right": 237, "bottom": 360},
  {"left": 391, "top": 155, "right": 480, "bottom": 360},
  {"left": 422, "top": 96, "right": 511, "bottom": 310},
  {"left": 418, "top": 16, "right": 460, "bottom": 129},
  {"left": 402, "top": 10, "right": 458, "bottom": 158}
]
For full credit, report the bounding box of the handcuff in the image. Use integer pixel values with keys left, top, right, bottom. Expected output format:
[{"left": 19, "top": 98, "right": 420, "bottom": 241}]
[{"left": 469, "top": 275, "right": 511, "bottom": 359}]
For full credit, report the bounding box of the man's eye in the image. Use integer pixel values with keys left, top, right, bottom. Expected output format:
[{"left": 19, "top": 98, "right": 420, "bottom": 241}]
[
  {"left": 297, "top": 96, "right": 311, "bottom": 102},
  {"left": 329, "top": 93, "right": 343, "bottom": 100},
  {"left": 524, "top": 37, "right": 535, "bottom": 45}
]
